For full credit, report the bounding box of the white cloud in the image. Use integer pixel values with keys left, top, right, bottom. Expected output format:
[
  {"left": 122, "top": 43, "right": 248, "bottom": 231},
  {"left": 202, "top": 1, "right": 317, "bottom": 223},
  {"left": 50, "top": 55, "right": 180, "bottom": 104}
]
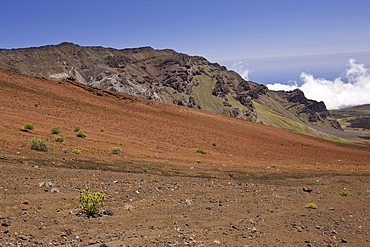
[
  {"left": 232, "top": 61, "right": 251, "bottom": 81},
  {"left": 266, "top": 59, "right": 370, "bottom": 109}
]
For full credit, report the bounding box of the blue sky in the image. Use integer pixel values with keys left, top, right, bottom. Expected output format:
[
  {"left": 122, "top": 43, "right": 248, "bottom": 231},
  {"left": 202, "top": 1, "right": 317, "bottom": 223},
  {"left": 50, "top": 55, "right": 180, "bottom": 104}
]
[{"left": 1, "top": 0, "right": 370, "bottom": 108}]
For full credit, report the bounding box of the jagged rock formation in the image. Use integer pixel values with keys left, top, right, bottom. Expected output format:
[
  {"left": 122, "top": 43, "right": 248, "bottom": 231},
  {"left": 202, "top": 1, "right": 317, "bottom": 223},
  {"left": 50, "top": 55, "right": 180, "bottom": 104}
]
[{"left": 0, "top": 42, "right": 342, "bottom": 132}]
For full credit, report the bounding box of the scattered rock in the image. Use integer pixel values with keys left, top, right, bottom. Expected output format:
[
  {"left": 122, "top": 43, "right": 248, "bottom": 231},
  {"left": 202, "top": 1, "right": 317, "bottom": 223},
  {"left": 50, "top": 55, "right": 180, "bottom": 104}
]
[
  {"left": 18, "top": 235, "right": 28, "bottom": 240},
  {"left": 1, "top": 221, "right": 11, "bottom": 227},
  {"left": 103, "top": 209, "right": 114, "bottom": 216},
  {"left": 303, "top": 187, "right": 313, "bottom": 193}
]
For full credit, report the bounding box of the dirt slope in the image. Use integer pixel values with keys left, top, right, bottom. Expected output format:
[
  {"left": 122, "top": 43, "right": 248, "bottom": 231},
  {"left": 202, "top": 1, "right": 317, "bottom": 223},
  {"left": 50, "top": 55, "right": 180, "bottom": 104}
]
[
  {"left": 0, "top": 70, "right": 369, "bottom": 246},
  {"left": 0, "top": 42, "right": 342, "bottom": 135}
]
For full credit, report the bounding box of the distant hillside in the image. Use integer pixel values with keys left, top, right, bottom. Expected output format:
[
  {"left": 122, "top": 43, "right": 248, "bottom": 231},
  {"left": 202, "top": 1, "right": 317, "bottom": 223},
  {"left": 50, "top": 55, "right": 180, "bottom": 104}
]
[
  {"left": 330, "top": 104, "right": 370, "bottom": 130},
  {"left": 0, "top": 42, "right": 342, "bottom": 138}
]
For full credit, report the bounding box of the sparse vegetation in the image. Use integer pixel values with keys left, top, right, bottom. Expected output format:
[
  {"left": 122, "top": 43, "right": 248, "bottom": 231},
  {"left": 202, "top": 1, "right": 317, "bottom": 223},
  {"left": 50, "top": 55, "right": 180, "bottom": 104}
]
[
  {"left": 305, "top": 203, "right": 318, "bottom": 209},
  {"left": 73, "top": 125, "right": 81, "bottom": 132},
  {"left": 339, "top": 190, "right": 352, "bottom": 196},
  {"left": 271, "top": 164, "right": 276, "bottom": 168},
  {"left": 100, "top": 127, "right": 106, "bottom": 132},
  {"left": 61, "top": 148, "right": 69, "bottom": 153},
  {"left": 196, "top": 149, "right": 207, "bottom": 154},
  {"left": 50, "top": 125, "right": 62, "bottom": 134},
  {"left": 141, "top": 167, "right": 148, "bottom": 173},
  {"left": 24, "top": 122, "right": 35, "bottom": 130},
  {"left": 109, "top": 147, "right": 122, "bottom": 154},
  {"left": 195, "top": 160, "right": 202, "bottom": 163},
  {"left": 72, "top": 149, "right": 81, "bottom": 154},
  {"left": 28, "top": 138, "right": 51, "bottom": 152},
  {"left": 212, "top": 142, "right": 217, "bottom": 146},
  {"left": 76, "top": 130, "right": 87, "bottom": 138},
  {"left": 78, "top": 186, "right": 106, "bottom": 216},
  {"left": 51, "top": 188, "right": 60, "bottom": 193},
  {"left": 54, "top": 136, "right": 64, "bottom": 142},
  {"left": 34, "top": 103, "right": 39, "bottom": 107},
  {"left": 124, "top": 204, "right": 134, "bottom": 211},
  {"left": 39, "top": 181, "right": 54, "bottom": 187}
]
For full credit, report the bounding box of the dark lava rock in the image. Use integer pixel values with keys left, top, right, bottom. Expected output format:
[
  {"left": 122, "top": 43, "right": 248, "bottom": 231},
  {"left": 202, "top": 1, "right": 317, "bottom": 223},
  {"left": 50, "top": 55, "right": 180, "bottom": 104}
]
[
  {"left": 1, "top": 221, "right": 11, "bottom": 227},
  {"left": 102, "top": 209, "right": 114, "bottom": 216},
  {"left": 303, "top": 187, "right": 313, "bottom": 193}
]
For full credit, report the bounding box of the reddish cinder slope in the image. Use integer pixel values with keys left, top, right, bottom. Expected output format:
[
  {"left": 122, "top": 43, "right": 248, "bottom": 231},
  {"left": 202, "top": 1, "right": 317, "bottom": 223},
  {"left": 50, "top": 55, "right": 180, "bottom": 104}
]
[{"left": 0, "top": 69, "right": 369, "bottom": 173}]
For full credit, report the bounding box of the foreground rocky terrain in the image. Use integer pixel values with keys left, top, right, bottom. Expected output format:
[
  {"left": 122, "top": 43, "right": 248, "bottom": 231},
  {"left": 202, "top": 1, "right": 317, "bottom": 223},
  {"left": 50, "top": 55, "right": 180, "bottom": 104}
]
[{"left": 0, "top": 70, "right": 369, "bottom": 246}]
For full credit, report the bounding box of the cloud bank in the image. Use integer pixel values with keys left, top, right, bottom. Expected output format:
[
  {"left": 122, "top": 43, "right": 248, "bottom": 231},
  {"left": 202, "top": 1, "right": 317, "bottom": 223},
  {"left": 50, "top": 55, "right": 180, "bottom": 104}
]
[
  {"left": 266, "top": 59, "right": 370, "bottom": 109},
  {"left": 232, "top": 61, "right": 251, "bottom": 81}
]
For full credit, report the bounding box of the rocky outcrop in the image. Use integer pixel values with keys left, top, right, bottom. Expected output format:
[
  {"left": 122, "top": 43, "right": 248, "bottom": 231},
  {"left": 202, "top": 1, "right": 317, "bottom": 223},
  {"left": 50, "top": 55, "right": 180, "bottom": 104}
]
[{"left": 0, "top": 42, "right": 342, "bottom": 131}]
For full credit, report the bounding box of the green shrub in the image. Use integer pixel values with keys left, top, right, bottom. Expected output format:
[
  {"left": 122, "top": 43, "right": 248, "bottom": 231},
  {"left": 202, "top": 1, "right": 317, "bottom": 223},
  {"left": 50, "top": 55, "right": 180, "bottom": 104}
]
[
  {"left": 339, "top": 190, "right": 352, "bottom": 196},
  {"left": 141, "top": 167, "right": 148, "bottom": 173},
  {"left": 50, "top": 125, "right": 62, "bottom": 134},
  {"left": 305, "top": 203, "right": 318, "bottom": 209},
  {"left": 100, "top": 127, "right": 106, "bottom": 132},
  {"left": 76, "top": 130, "right": 87, "bottom": 138},
  {"left": 34, "top": 103, "right": 39, "bottom": 107},
  {"left": 195, "top": 160, "right": 202, "bottom": 163},
  {"left": 28, "top": 138, "right": 51, "bottom": 152},
  {"left": 109, "top": 147, "right": 122, "bottom": 154},
  {"left": 72, "top": 149, "right": 81, "bottom": 154},
  {"left": 73, "top": 125, "right": 81, "bottom": 132},
  {"left": 271, "top": 164, "right": 276, "bottom": 168},
  {"left": 212, "top": 142, "right": 217, "bottom": 146},
  {"left": 54, "top": 136, "right": 64, "bottom": 142},
  {"left": 24, "top": 122, "right": 35, "bottom": 130},
  {"left": 196, "top": 149, "right": 207, "bottom": 154},
  {"left": 78, "top": 186, "right": 106, "bottom": 215}
]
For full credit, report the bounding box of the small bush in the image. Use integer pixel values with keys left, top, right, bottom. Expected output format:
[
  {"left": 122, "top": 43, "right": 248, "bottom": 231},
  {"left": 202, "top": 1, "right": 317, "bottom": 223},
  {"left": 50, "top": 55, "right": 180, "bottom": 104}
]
[
  {"left": 28, "top": 138, "right": 51, "bottom": 152},
  {"left": 339, "top": 190, "right": 352, "bottom": 196},
  {"left": 78, "top": 186, "right": 106, "bottom": 215},
  {"left": 39, "top": 181, "right": 54, "bottom": 187},
  {"left": 271, "top": 164, "right": 276, "bottom": 168},
  {"left": 195, "top": 160, "right": 202, "bottom": 163},
  {"left": 141, "top": 167, "right": 148, "bottom": 173},
  {"left": 109, "top": 147, "right": 122, "bottom": 154},
  {"left": 24, "top": 122, "right": 35, "bottom": 130},
  {"left": 72, "top": 149, "right": 81, "bottom": 154},
  {"left": 50, "top": 125, "right": 62, "bottom": 134},
  {"left": 305, "top": 203, "right": 318, "bottom": 209},
  {"left": 196, "top": 149, "right": 207, "bottom": 154},
  {"left": 124, "top": 204, "right": 134, "bottom": 211},
  {"left": 76, "top": 130, "right": 87, "bottom": 138},
  {"left": 100, "top": 127, "right": 106, "bottom": 132},
  {"left": 73, "top": 125, "right": 81, "bottom": 132},
  {"left": 54, "top": 136, "right": 64, "bottom": 142},
  {"left": 212, "top": 142, "right": 217, "bottom": 146},
  {"left": 34, "top": 103, "right": 39, "bottom": 107},
  {"left": 61, "top": 148, "right": 69, "bottom": 153}
]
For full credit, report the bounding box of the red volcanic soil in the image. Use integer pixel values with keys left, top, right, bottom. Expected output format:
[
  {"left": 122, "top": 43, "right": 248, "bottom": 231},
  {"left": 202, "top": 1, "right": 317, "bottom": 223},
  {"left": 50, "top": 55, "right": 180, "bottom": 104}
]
[{"left": 0, "top": 69, "right": 369, "bottom": 246}]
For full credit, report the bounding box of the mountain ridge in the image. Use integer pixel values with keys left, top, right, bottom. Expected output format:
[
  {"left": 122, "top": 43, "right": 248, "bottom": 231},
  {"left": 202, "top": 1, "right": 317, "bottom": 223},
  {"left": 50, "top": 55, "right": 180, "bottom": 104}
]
[{"left": 0, "top": 42, "right": 342, "bottom": 136}]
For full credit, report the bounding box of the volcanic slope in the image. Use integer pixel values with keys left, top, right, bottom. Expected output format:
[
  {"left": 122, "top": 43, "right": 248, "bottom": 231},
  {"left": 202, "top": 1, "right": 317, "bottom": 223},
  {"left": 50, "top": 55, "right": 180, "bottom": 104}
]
[
  {"left": 0, "top": 42, "right": 342, "bottom": 139},
  {"left": 1, "top": 70, "right": 370, "bottom": 247},
  {"left": 0, "top": 69, "right": 368, "bottom": 174}
]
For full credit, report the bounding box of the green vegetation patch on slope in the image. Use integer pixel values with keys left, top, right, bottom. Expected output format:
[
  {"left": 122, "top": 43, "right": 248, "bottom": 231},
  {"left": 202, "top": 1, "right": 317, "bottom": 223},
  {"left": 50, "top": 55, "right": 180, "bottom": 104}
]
[
  {"left": 253, "top": 101, "right": 351, "bottom": 142},
  {"left": 191, "top": 74, "right": 226, "bottom": 114}
]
